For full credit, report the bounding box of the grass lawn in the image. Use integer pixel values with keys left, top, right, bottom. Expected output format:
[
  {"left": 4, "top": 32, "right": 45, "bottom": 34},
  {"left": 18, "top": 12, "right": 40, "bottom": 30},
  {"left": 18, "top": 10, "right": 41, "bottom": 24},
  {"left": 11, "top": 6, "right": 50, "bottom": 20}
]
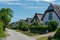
[
  {"left": 37, "top": 36, "right": 48, "bottom": 40},
  {"left": 16, "top": 30, "right": 40, "bottom": 37}
]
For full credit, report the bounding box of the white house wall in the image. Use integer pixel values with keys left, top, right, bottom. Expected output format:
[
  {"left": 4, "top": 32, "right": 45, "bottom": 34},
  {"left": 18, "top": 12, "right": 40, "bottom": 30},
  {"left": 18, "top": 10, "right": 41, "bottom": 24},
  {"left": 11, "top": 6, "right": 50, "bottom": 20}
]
[
  {"left": 43, "top": 12, "right": 49, "bottom": 25},
  {"left": 53, "top": 12, "right": 60, "bottom": 26},
  {"left": 43, "top": 12, "right": 60, "bottom": 26}
]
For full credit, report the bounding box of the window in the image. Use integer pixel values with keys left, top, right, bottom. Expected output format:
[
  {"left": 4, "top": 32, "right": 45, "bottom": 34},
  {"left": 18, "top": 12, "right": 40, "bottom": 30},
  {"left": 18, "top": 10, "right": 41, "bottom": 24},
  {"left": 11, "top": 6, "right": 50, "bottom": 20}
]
[{"left": 49, "top": 12, "right": 53, "bottom": 20}]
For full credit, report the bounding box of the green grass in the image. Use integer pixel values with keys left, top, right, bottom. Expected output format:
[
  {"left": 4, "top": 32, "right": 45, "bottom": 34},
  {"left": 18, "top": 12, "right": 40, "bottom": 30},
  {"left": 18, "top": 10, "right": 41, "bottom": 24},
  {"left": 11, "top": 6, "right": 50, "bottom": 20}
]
[
  {"left": 0, "top": 32, "right": 6, "bottom": 38},
  {"left": 37, "top": 36, "right": 48, "bottom": 40},
  {"left": 16, "top": 30, "right": 40, "bottom": 37},
  {"left": 0, "top": 30, "right": 9, "bottom": 38},
  {"left": 0, "top": 21, "right": 6, "bottom": 38}
]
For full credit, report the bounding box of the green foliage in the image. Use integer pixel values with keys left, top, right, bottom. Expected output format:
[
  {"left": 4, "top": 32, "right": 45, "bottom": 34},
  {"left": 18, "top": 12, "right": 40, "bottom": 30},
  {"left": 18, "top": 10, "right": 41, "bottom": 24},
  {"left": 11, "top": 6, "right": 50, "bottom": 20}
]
[
  {"left": 0, "top": 21, "right": 6, "bottom": 38},
  {"left": 31, "top": 21, "right": 42, "bottom": 26},
  {"left": 56, "top": 27, "right": 60, "bottom": 32},
  {"left": 0, "top": 8, "right": 13, "bottom": 31},
  {"left": 19, "top": 22, "right": 28, "bottom": 31},
  {"left": 40, "top": 25, "right": 48, "bottom": 31},
  {"left": 48, "top": 20, "right": 58, "bottom": 31},
  {"left": 53, "top": 27, "right": 60, "bottom": 40},
  {"left": 29, "top": 21, "right": 48, "bottom": 34},
  {"left": 31, "top": 21, "right": 39, "bottom": 26}
]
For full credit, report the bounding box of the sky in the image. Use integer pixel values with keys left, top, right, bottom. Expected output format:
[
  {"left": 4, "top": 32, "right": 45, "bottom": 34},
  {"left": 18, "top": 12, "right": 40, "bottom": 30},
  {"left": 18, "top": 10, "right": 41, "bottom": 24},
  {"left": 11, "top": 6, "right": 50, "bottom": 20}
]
[{"left": 0, "top": 0, "right": 60, "bottom": 23}]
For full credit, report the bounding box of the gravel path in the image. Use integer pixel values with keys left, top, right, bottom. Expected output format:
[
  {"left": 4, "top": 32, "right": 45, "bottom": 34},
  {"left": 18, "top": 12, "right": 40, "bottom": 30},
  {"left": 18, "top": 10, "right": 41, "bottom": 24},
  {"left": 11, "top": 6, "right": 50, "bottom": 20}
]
[
  {"left": 6, "top": 29, "right": 35, "bottom": 40},
  {"left": 30, "top": 32, "right": 55, "bottom": 40}
]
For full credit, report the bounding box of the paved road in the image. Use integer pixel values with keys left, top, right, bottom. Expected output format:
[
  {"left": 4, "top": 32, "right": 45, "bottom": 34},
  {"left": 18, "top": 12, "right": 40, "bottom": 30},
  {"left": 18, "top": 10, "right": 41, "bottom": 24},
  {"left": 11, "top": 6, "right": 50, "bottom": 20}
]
[
  {"left": 6, "top": 29, "right": 35, "bottom": 40},
  {"left": 30, "top": 32, "right": 55, "bottom": 40}
]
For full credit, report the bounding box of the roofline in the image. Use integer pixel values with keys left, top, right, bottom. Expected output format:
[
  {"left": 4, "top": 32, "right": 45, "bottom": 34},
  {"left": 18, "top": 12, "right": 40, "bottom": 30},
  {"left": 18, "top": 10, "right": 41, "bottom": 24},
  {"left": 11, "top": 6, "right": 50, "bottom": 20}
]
[
  {"left": 31, "top": 13, "right": 43, "bottom": 22},
  {"left": 35, "top": 13, "right": 43, "bottom": 15},
  {"left": 41, "top": 3, "right": 60, "bottom": 21}
]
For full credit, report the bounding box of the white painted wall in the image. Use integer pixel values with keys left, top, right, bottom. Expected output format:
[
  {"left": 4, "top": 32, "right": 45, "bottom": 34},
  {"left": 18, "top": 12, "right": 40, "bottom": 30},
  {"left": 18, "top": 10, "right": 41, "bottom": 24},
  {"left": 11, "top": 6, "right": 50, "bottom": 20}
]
[
  {"left": 43, "top": 12, "right": 49, "bottom": 25},
  {"left": 53, "top": 12, "right": 60, "bottom": 26},
  {"left": 43, "top": 12, "right": 60, "bottom": 26}
]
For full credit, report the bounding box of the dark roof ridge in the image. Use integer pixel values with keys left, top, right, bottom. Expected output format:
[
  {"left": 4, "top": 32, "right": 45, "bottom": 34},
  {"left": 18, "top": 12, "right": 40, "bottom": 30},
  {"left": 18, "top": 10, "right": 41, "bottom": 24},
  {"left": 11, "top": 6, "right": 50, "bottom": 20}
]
[
  {"left": 35, "top": 13, "right": 43, "bottom": 15},
  {"left": 27, "top": 18, "right": 32, "bottom": 19}
]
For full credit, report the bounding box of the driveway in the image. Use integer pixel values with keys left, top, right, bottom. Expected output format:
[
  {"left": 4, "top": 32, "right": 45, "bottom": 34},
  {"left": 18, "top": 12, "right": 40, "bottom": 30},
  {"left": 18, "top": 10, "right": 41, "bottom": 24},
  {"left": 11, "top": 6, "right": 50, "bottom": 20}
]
[{"left": 6, "top": 29, "right": 35, "bottom": 40}]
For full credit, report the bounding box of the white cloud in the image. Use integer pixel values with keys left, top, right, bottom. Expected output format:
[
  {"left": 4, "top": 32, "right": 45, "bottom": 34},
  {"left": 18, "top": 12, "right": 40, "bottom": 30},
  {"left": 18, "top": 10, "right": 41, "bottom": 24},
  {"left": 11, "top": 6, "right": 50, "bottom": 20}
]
[
  {"left": 26, "top": 0, "right": 56, "bottom": 2},
  {"left": 44, "top": 0, "right": 56, "bottom": 1},
  {"left": 54, "top": 2, "right": 60, "bottom": 5},
  {"left": 23, "top": 6, "right": 48, "bottom": 9},
  {"left": 43, "top": 0, "right": 56, "bottom": 3},
  {"left": 7, "top": 3, "right": 26, "bottom": 5},
  {"left": 0, "top": 0, "right": 18, "bottom": 2},
  {"left": 0, "top": 0, "right": 23, "bottom": 5}
]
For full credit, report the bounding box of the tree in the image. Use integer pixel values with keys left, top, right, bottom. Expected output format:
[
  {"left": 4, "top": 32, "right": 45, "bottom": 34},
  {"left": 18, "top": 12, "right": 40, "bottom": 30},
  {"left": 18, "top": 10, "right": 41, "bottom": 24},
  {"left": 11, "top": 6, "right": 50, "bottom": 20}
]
[
  {"left": 0, "top": 8, "right": 13, "bottom": 31},
  {"left": 19, "top": 21, "right": 28, "bottom": 31},
  {"left": 48, "top": 20, "right": 58, "bottom": 31}
]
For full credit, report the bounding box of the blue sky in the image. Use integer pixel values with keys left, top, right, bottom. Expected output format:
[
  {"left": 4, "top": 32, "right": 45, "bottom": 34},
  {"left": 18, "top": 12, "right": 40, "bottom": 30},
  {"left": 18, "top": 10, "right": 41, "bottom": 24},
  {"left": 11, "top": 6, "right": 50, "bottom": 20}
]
[{"left": 0, "top": 0, "right": 60, "bottom": 23}]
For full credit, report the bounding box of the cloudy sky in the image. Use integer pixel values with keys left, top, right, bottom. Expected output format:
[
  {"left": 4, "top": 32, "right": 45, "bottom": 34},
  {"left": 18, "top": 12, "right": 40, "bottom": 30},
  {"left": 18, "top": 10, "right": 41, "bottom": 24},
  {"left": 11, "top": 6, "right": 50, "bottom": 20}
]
[{"left": 0, "top": 0, "right": 60, "bottom": 22}]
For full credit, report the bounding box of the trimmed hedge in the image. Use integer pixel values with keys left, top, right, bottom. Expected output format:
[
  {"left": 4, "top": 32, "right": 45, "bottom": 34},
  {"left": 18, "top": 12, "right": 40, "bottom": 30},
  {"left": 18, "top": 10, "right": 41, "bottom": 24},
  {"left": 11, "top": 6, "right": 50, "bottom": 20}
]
[{"left": 29, "top": 25, "right": 48, "bottom": 34}]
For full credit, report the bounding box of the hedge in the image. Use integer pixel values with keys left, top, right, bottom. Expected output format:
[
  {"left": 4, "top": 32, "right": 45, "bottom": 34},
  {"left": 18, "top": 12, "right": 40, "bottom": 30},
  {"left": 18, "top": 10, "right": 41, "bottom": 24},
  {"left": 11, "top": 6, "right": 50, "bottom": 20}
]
[{"left": 29, "top": 25, "right": 48, "bottom": 34}]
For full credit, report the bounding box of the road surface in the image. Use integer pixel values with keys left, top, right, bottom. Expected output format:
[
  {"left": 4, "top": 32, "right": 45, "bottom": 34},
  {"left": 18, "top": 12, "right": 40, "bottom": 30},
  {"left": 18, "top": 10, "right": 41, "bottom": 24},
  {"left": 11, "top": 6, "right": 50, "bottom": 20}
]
[
  {"left": 6, "top": 29, "right": 35, "bottom": 40},
  {"left": 30, "top": 32, "right": 55, "bottom": 40}
]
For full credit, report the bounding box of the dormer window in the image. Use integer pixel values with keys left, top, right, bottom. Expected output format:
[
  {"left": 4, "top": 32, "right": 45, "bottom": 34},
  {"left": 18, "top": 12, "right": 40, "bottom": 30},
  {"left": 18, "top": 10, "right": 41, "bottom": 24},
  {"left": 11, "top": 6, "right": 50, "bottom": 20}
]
[{"left": 49, "top": 12, "right": 53, "bottom": 20}]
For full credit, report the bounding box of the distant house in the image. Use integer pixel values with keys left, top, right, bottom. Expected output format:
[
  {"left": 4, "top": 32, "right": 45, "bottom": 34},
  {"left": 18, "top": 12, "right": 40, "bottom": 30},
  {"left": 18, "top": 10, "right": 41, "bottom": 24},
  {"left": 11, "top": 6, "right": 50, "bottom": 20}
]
[
  {"left": 10, "top": 22, "right": 17, "bottom": 28},
  {"left": 20, "top": 19, "right": 26, "bottom": 22},
  {"left": 25, "top": 18, "right": 32, "bottom": 24},
  {"left": 31, "top": 13, "right": 43, "bottom": 23},
  {"left": 42, "top": 3, "right": 60, "bottom": 26}
]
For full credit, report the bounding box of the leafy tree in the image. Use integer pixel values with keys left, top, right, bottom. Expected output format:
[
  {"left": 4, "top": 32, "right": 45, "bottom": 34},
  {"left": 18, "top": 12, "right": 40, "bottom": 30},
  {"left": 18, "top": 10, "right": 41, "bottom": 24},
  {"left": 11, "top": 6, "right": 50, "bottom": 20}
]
[
  {"left": 19, "top": 21, "right": 28, "bottom": 31},
  {"left": 0, "top": 8, "right": 13, "bottom": 31}
]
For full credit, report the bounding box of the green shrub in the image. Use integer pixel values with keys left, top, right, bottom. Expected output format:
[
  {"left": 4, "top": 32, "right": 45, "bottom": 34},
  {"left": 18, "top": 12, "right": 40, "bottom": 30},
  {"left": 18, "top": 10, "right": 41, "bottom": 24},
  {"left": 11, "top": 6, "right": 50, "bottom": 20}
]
[
  {"left": 19, "top": 22, "right": 28, "bottom": 31},
  {"left": 39, "top": 25, "right": 48, "bottom": 34},
  {"left": 0, "top": 21, "right": 6, "bottom": 38},
  {"left": 48, "top": 20, "right": 58, "bottom": 31},
  {"left": 52, "top": 27, "right": 60, "bottom": 40},
  {"left": 29, "top": 25, "right": 48, "bottom": 34},
  {"left": 54, "top": 27, "right": 60, "bottom": 38},
  {"left": 40, "top": 25, "right": 48, "bottom": 31},
  {"left": 56, "top": 27, "right": 60, "bottom": 32}
]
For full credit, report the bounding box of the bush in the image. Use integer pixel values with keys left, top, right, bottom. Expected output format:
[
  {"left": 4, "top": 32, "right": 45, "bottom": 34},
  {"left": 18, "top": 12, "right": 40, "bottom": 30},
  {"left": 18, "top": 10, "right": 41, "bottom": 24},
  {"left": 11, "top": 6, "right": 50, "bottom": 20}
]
[
  {"left": 48, "top": 20, "right": 58, "bottom": 31},
  {"left": 29, "top": 25, "right": 48, "bottom": 34},
  {"left": 39, "top": 25, "right": 48, "bottom": 34},
  {"left": 54, "top": 26, "right": 60, "bottom": 40},
  {"left": 19, "top": 22, "right": 28, "bottom": 31},
  {"left": 56, "top": 27, "right": 60, "bottom": 32},
  {"left": 0, "top": 21, "right": 6, "bottom": 38},
  {"left": 40, "top": 25, "right": 48, "bottom": 31}
]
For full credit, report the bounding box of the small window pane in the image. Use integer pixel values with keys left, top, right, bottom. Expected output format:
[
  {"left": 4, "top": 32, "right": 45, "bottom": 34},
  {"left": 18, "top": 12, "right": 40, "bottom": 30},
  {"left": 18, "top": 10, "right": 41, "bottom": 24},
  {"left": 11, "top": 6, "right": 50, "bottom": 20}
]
[{"left": 49, "top": 12, "right": 52, "bottom": 20}]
